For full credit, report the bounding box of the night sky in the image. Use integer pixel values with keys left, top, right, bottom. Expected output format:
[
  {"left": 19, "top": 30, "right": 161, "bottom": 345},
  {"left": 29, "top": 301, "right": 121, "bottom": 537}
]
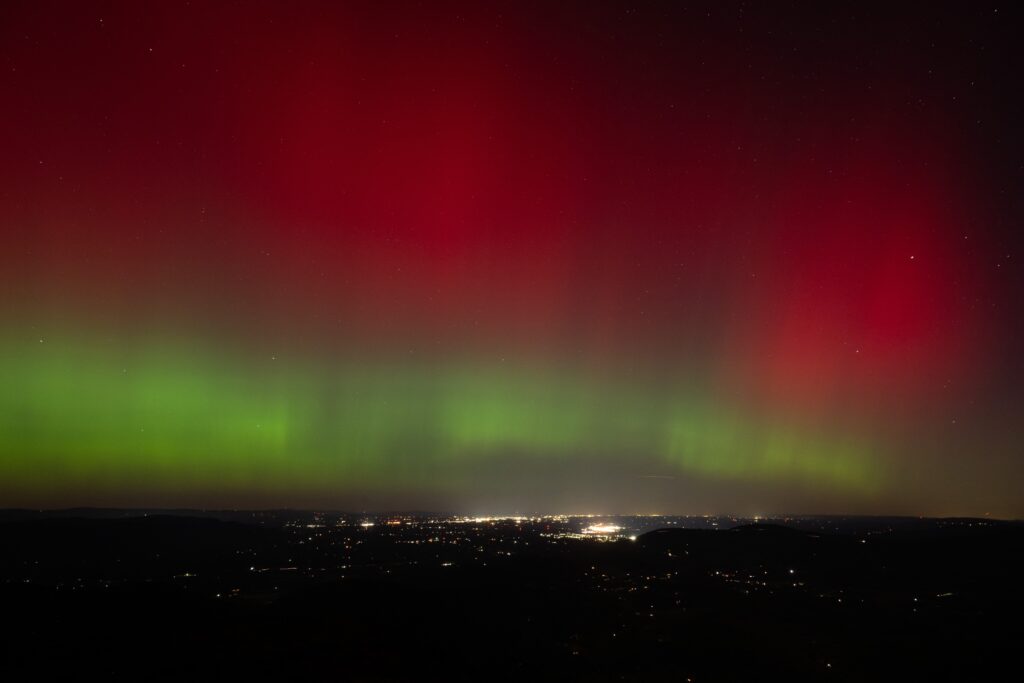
[{"left": 2, "top": 2, "right": 1022, "bottom": 516}]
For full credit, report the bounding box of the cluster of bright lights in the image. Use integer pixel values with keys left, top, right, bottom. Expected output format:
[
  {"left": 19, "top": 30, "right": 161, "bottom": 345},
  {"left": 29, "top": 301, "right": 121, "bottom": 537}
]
[{"left": 453, "top": 516, "right": 533, "bottom": 524}]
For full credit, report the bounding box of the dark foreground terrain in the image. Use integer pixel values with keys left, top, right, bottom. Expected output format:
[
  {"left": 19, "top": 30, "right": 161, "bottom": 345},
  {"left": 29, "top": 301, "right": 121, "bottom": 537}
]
[{"left": 2, "top": 511, "right": 1021, "bottom": 681}]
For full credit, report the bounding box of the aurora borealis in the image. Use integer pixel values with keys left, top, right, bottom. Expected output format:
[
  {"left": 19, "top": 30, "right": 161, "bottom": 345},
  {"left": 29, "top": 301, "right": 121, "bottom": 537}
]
[{"left": 2, "top": 2, "right": 1022, "bottom": 516}]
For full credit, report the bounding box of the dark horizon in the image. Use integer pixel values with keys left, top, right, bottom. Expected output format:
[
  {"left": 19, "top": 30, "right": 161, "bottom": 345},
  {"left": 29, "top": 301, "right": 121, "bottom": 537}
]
[
  {"left": 5, "top": 508, "right": 1023, "bottom": 680},
  {"left": 3, "top": 507, "right": 1019, "bottom": 524}
]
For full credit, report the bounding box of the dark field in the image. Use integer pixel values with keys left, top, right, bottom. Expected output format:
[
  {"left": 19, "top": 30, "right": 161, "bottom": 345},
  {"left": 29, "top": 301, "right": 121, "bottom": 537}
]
[{"left": 2, "top": 512, "right": 1021, "bottom": 681}]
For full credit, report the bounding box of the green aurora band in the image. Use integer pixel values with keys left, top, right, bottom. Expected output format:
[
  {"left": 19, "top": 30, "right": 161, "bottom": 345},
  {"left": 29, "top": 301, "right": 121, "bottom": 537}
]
[{"left": 0, "top": 333, "right": 881, "bottom": 503}]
